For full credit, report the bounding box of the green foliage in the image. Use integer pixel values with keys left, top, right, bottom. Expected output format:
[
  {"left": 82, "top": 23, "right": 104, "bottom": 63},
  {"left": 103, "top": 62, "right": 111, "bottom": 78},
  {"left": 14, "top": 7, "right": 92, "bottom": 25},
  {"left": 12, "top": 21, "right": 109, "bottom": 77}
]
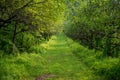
[
  {"left": 69, "top": 35, "right": 120, "bottom": 80},
  {"left": 0, "top": 0, "right": 120, "bottom": 80},
  {"left": 29, "top": 45, "right": 46, "bottom": 54},
  {"left": 0, "top": 34, "right": 120, "bottom": 80},
  {"left": 0, "top": 0, "right": 67, "bottom": 55},
  {"left": 0, "top": 53, "right": 46, "bottom": 80},
  {"left": 92, "top": 58, "right": 120, "bottom": 80},
  {"left": 17, "top": 33, "right": 35, "bottom": 52},
  {"left": 65, "top": 0, "right": 120, "bottom": 57}
]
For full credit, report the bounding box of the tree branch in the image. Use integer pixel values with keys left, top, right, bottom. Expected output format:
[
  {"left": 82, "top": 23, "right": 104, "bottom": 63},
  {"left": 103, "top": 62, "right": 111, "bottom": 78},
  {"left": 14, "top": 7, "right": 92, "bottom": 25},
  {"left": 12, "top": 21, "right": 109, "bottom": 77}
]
[
  {"left": 29, "top": 0, "right": 48, "bottom": 5},
  {"left": 0, "top": 0, "right": 48, "bottom": 29},
  {"left": 0, "top": 0, "right": 33, "bottom": 29},
  {"left": 0, "top": 15, "right": 16, "bottom": 29}
]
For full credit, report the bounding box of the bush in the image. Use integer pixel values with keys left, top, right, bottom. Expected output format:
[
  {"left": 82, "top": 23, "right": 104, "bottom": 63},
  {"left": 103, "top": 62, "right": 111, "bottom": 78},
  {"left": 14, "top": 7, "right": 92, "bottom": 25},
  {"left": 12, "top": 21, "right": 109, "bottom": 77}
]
[
  {"left": 70, "top": 39, "right": 120, "bottom": 80},
  {"left": 92, "top": 57, "right": 120, "bottom": 80},
  {"left": 0, "top": 53, "right": 46, "bottom": 80},
  {"left": 29, "top": 45, "right": 46, "bottom": 54}
]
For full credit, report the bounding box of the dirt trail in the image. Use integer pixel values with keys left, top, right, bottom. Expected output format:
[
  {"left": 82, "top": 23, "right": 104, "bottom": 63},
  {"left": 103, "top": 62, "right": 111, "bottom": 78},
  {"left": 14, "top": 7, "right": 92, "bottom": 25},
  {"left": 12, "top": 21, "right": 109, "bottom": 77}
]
[{"left": 35, "top": 74, "right": 55, "bottom": 80}]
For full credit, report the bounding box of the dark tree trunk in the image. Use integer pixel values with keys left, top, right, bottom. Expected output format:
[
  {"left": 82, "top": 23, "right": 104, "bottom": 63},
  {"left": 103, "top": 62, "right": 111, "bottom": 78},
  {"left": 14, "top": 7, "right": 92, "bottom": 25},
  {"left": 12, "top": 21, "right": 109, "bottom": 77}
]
[{"left": 12, "top": 22, "right": 17, "bottom": 43}]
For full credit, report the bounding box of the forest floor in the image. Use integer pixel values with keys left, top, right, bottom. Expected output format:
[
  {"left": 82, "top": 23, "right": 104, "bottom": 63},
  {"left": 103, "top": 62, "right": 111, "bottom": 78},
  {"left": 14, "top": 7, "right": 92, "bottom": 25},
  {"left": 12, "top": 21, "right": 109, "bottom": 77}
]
[
  {"left": 35, "top": 33, "right": 98, "bottom": 80},
  {"left": 0, "top": 33, "right": 118, "bottom": 80},
  {"left": 0, "top": 33, "right": 102, "bottom": 80}
]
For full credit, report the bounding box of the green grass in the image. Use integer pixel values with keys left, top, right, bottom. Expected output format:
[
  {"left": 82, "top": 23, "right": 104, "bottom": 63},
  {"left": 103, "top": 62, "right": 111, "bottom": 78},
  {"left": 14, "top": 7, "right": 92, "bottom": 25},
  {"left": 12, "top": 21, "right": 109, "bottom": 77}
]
[
  {"left": 0, "top": 33, "right": 119, "bottom": 80},
  {"left": 0, "top": 53, "right": 47, "bottom": 80},
  {"left": 37, "top": 33, "right": 99, "bottom": 80}
]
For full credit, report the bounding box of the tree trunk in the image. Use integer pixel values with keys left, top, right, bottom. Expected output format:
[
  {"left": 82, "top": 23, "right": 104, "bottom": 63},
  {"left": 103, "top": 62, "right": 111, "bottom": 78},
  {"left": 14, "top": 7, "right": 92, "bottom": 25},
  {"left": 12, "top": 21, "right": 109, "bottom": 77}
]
[{"left": 12, "top": 22, "right": 17, "bottom": 43}]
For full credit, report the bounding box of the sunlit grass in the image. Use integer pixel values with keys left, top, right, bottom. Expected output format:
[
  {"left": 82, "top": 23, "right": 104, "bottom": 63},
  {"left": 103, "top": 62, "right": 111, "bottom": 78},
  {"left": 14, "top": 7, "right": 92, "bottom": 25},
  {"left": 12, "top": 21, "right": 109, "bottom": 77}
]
[
  {"left": 0, "top": 33, "right": 98, "bottom": 80},
  {"left": 1, "top": 33, "right": 119, "bottom": 80},
  {"left": 38, "top": 33, "right": 97, "bottom": 80},
  {"left": 0, "top": 53, "right": 46, "bottom": 80}
]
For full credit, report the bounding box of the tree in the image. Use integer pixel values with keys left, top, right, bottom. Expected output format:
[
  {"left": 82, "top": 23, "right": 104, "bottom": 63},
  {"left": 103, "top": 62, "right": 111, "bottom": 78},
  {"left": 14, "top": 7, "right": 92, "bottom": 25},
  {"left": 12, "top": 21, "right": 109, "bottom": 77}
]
[
  {"left": 64, "top": 0, "right": 120, "bottom": 57},
  {"left": 0, "top": 0, "right": 67, "bottom": 54}
]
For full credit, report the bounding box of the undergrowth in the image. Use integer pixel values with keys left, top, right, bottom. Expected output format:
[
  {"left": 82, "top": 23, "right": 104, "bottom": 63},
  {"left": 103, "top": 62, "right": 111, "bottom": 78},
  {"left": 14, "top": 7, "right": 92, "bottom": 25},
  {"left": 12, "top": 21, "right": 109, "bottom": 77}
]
[
  {"left": 70, "top": 39, "right": 120, "bottom": 80},
  {"left": 0, "top": 34, "right": 120, "bottom": 80},
  {"left": 0, "top": 52, "right": 46, "bottom": 80}
]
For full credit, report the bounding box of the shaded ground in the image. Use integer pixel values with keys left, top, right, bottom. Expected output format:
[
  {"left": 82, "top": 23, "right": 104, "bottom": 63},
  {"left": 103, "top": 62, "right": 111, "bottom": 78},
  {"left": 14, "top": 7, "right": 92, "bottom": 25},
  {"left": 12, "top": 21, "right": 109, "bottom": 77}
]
[{"left": 36, "top": 34, "right": 96, "bottom": 80}]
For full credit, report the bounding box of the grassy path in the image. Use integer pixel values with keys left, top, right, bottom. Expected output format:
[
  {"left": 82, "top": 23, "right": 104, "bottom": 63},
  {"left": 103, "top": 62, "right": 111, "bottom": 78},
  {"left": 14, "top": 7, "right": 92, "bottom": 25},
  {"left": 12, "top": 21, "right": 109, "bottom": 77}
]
[
  {"left": 0, "top": 33, "right": 116, "bottom": 80},
  {"left": 37, "top": 34, "right": 95, "bottom": 80}
]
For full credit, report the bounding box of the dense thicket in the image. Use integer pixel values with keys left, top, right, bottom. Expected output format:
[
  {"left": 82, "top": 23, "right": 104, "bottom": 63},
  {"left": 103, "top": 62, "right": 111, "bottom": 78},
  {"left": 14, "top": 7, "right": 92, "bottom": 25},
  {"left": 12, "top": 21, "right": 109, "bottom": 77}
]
[
  {"left": 0, "top": 0, "right": 66, "bottom": 55},
  {"left": 65, "top": 0, "right": 120, "bottom": 57}
]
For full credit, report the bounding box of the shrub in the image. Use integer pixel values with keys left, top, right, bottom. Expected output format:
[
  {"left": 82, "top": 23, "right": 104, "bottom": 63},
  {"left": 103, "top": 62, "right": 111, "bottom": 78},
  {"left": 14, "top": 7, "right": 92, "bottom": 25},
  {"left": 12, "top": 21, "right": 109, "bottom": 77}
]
[{"left": 92, "top": 58, "right": 120, "bottom": 80}]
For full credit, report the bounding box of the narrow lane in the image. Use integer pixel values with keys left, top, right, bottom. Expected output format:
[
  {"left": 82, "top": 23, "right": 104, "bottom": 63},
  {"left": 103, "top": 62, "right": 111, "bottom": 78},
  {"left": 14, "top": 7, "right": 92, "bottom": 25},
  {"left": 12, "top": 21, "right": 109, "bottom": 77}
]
[{"left": 37, "top": 34, "right": 96, "bottom": 80}]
